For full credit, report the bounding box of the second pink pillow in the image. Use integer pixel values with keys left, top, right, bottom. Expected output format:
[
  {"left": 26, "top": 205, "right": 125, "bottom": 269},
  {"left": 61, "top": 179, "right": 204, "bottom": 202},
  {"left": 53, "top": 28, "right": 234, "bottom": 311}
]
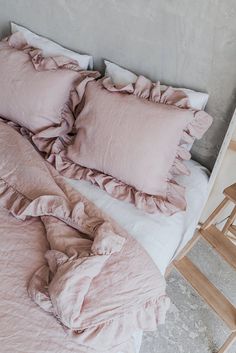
[{"left": 57, "top": 77, "right": 213, "bottom": 215}]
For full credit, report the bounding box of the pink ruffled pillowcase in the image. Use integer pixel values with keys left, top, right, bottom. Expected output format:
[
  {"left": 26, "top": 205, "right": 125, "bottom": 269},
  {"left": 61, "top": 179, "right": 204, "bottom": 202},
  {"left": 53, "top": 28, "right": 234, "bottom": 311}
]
[
  {"left": 55, "top": 75, "right": 213, "bottom": 215},
  {"left": 0, "top": 32, "right": 99, "bottom": 154},
  {"left": 0, "top": 31, "right": 212, "bottom": 216}
]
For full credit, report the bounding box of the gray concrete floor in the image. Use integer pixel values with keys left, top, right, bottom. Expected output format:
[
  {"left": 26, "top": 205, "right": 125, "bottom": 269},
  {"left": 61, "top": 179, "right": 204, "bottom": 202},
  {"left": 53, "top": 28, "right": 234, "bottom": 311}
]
[{"left": 140, "top": 238, "right": 236, "bottom": 353}]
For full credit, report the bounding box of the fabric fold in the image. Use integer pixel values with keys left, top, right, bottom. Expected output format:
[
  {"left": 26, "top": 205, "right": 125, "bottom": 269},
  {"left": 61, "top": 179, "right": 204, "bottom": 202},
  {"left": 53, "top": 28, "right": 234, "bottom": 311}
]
[
  {"left": 0, "top": 173, "right": 169, "bottom": 351},
  {"left": 1, "top": 32, "right": 100, "bottom": 157},
  {"left": 48, "top": 149, "right": 187, "bottom": 215},
  {"left": 0, "top": 122, "right": 169, "bottom": 352},
  {"left": 46, "top": 74, "right": 212, "bottom": 215}
]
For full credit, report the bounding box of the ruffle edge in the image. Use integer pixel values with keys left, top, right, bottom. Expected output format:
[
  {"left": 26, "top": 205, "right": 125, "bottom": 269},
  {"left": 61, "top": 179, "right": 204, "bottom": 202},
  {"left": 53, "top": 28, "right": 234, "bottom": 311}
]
[
  {"left": 48, "top": 149, "right": 186, "bottom": 215},
  {"left": 68, "top": 295, "right": 170, "bottom": 351},
  {"left": 0, "top": 173, "right": 123, "bottom": 248},
  {"left": 0, "top": 176, "right": 169, "bottom": 349},
  {"left": 47, "top": 76, "right": 212, "bottom": 215},
  {"left": 5, "top": 32, "right": 100, "bottom": 156}
]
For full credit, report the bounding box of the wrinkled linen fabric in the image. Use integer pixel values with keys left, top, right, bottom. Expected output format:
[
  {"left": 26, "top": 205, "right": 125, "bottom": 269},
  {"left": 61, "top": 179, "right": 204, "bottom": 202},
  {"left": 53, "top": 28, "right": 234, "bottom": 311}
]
[
  {"left": 0, "top": 122, "right": 169, "bottom": 352},
  {"left": 0, "top": 32, "right": 99, "bottom": 155},
  {"left": 0, "top": 205, "right": 143, "bottom": 353},
  {"left": 50, "top": 76, "right": 213, "bottom": 216},
  {"left": 104, "top": 60, "right": 209, "bottom": 111}
]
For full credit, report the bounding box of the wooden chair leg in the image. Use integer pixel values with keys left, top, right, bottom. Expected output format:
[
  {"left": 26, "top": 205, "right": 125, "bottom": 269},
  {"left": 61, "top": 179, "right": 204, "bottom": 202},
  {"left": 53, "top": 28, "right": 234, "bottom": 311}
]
[
  {"left": 222, "top": 206, "right": 236, "bottom": 235},
  {"left": 164, "top": 263, "right": 174, "bottom": 278},
  {"left": 229, "top": 225, "right": 236, "bottom": 237},
  {"left": 165, "top": 232, "right": 201, "bottom": 278},
  {"left": 202, "top": 197, "right": 230, "bottom": 230},
  {"left": 218, "top": 332, "right": 236, "bottom": 353}
]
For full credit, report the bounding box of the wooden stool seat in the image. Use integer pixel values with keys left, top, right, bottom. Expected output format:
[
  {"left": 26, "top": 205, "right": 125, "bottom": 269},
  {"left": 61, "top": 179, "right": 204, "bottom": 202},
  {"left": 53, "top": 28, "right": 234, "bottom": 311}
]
[
  {"left": 201, "top": 183, "right": 236, "bottom": 239},
  {"left": 200, "top": 225, "right": 236, "bottom": 271},
  {"left": 224, "top": 183, "right": 236, "bottom": 203}
]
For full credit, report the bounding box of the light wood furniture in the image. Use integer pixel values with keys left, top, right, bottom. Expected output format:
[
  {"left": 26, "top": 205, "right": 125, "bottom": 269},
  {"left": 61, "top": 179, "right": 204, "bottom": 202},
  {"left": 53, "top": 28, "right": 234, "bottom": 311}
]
[
  {"left": 167, "top": 183, "right": 236, "bottom": 353},
  {"left": 205, "top": 109, "right": 236, "bottom": 197},
  {"left": 229, "top": 139, "right": 236, "bottom": 152}
]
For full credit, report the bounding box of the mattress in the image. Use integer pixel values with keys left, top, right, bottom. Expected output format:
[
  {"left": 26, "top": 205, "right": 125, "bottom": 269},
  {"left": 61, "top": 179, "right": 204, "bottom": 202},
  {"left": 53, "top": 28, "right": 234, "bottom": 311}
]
[{"left": 66, "top": 159, "right": 209, "bottom": 275}]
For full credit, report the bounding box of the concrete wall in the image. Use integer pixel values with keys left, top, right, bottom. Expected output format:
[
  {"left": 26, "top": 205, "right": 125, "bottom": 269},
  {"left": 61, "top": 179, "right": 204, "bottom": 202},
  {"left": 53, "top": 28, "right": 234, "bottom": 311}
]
[{"left": 0, "top": 0, "right": 235, "bottom": 170}]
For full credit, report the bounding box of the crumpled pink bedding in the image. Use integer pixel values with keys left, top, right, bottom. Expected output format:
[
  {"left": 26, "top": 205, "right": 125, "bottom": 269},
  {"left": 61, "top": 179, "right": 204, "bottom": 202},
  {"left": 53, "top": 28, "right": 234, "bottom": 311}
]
[
  {"left": 0, "top": 122, "right": 169, "bottom": 352},
  {"left": 0, "top": 207, "right": 93, "bottom": 353}
]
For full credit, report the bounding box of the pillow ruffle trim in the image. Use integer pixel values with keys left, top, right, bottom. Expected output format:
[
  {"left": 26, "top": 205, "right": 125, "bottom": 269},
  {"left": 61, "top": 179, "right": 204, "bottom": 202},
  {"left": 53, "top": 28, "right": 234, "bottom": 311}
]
[
  {"left": 47, "top": 77, "right": 213, "bottom": 215},
  {"left": 103, "top": 75, "right": 213, "bottom": 147},
  {"left": 102, "top": 76, "right": 191, "bottom": 108},
  {"left": 48, "top": 149, "right": 187, "bottom": 215},
  {"left": 0, "top": 33, "right": 213, "bottom": 215},
  {"left": 4, "top": 32, "right": 100, "bottom": 156}
]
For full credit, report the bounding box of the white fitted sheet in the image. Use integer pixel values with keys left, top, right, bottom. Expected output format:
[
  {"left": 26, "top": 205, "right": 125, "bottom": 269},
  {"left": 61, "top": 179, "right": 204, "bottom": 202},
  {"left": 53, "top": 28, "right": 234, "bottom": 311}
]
[{"left": 66, "top": 159, "right": 209, "bottom": 275}]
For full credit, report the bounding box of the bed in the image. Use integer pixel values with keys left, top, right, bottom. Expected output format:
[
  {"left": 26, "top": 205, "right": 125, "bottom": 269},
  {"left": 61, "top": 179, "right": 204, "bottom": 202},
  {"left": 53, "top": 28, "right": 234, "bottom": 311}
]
[{"left": 0, "top": 17, "right": 235, "bottom": 353}]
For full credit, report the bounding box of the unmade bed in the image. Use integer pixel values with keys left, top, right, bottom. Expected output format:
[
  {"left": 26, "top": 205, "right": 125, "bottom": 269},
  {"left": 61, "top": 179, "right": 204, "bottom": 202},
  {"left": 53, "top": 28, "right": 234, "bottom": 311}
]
[
  {"left": 0, "top": 158, "right": 209, "bottom": 353},
  {"left": 0, "top": 208, "right": 142, "bottom": 353},
  {"left": 0, "top": 26, "right": 215, "bottom": 353}
]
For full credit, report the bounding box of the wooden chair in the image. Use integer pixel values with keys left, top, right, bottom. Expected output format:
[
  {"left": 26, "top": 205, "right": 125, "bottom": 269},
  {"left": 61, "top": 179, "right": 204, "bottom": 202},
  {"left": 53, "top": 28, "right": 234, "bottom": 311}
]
[
  {"left": 169, "top": 183, "right": 236, "bottom": 353},
  {"left": 203, "top": 183, "right": 236, "bottom": 244}
]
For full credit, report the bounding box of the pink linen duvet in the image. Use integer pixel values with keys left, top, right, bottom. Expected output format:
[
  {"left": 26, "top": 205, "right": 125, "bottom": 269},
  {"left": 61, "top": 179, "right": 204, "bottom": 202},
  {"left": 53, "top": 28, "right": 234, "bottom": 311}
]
[{"left": 0, "top": 122, "right": 169, "bottom": 353}]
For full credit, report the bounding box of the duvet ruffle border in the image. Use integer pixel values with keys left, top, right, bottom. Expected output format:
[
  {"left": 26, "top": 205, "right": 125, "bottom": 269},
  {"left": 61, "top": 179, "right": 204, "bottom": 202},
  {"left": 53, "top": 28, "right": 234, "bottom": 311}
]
[
  {"left": 0, "top": 173, "right": 121, "bottom": 243},
  {"left": 48, "top": 76, "right": 213, "bottom": 216},
  {"left": 0, "top": 173, "right": 170, "bottom": 352},
  {"left": 67, "top": 295, "right": 170, "bottom": 352}
]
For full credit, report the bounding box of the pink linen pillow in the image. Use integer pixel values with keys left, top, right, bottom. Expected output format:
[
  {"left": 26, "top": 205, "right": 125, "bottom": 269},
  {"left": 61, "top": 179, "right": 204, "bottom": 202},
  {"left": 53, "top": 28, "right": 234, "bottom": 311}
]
[
  {"left": 0, "top": 32, "right": 99, "bottom": 153},
  {"left": 55, "top": 76, "right": 213, "bottom": 215}
]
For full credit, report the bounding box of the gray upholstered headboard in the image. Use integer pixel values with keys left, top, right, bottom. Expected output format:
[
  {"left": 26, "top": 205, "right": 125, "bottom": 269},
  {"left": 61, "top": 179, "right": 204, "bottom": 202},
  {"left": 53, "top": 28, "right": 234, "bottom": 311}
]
[{"left": 0, "top": 0, "right": 235, "bottom": 170}]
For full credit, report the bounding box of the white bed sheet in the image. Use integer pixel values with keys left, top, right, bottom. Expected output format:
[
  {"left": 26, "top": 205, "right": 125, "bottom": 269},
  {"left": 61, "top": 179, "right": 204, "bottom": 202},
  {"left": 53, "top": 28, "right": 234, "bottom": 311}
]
[{"left": 66, "top": 159, "right": 209, "bottom": 275}]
